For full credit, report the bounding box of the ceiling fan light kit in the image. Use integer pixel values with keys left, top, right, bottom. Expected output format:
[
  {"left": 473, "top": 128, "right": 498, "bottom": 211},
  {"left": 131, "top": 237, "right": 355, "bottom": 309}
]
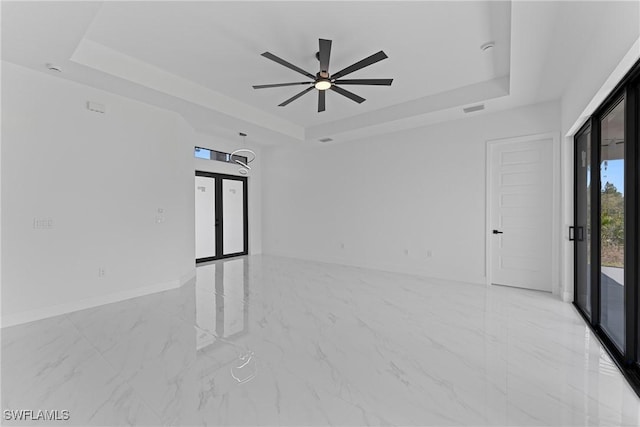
[
  {"left": 253, "top": 38, "right": 393, "bottom": 112},
  {"left": 315, "top": 80, "right": 331, "bottom": 90}
]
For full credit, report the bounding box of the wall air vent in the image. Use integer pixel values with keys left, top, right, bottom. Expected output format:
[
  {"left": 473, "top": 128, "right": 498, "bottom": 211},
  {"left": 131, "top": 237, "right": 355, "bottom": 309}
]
[
  {"left": 318, "top": 137, "right": 333, "bottom": 143},
  {"left": 463, "top": 104, "right": 485, "bottom": 113}
]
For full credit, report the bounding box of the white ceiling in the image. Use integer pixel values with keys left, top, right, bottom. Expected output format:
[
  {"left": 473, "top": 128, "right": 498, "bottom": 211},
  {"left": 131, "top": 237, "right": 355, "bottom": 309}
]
[{"left": 1, "top": 1, "right": 634, "bottom": 145}]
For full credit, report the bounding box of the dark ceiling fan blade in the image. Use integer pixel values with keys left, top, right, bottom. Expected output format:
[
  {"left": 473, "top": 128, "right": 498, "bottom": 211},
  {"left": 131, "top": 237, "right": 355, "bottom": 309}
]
[
  {"left": 331, "top": 51, "right": 388, "bottom": 80},
  {"left": 318, "top": 90, "right": 326, "bottom": 112},
  {"left": 278, "top": 86, "right": 315, "bottom": 107},
  {"left": 318, "top": 39, "right": 332, "bottom": 75},
  {"left": 253, "top": 82, "right": 313, "bottom": 89},
  {"left": 333, "top": 78, "right": 393, "bottom": 86},
  {"left": 330, "top": 85, "right": 365, "bottom": 104},
  {"left": 261, "top": 52, "right": 316, "bottom": 79}
]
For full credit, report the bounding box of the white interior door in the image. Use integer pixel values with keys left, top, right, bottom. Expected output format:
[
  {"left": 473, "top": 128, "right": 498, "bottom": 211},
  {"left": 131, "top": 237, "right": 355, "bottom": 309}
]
[
  {"left": 195, "top": 176, "right": 216, "bottom": 259},
  {"left": 489, "top": 135, "right": 555, "bottom": 292}
]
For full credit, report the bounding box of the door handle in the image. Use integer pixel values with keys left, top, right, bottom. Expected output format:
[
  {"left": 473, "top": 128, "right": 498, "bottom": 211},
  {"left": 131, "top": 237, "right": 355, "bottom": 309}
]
[
  {"left": 492, "top": 230, "right": 504, "bottom": 234},
  {"left": 570, "top": 226, "right": 585, "bottom": 241}
]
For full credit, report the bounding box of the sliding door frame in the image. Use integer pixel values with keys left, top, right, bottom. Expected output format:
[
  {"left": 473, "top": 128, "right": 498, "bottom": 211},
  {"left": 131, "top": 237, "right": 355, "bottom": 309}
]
[
  {"left": 573, "top": 121, "right": 593, "bottom": 320},
  {"left": 635, "top": 79, "right": 640, "bottom": 373},
  {"left": 625, "top": 84, "right": 638, "bottom": 366},
  {"left": 573, "top": 59, "right": 640, "bottom": 395},
  {"left": 195, "top": 171, "right": 249, "bottom": 263}
]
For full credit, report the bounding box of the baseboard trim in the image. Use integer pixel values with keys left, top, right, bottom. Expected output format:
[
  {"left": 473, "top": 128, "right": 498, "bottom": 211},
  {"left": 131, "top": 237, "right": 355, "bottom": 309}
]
[{"left": 1, "top": 271, "right": 195, "bottom": 328}]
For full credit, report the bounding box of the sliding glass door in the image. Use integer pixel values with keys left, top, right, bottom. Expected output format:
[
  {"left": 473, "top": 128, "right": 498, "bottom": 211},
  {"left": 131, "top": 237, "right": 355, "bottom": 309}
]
[{"left": 573, "top": 60, "right": 640, "bottom": 395}]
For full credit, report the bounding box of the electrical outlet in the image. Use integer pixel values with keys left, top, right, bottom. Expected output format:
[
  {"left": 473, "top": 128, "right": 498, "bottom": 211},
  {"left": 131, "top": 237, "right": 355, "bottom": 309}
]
[
  {"left": 404, "top": 249, "right": 409, "bottom": 256},
  {"left": 340, "top": 242, "right": 345, "bottom": 249},
  {"left": 98, "top": 268, "right": 106, "bottom": 277},
  {"left": 426, "top": 250, "right": 432, "bottom": 258}
]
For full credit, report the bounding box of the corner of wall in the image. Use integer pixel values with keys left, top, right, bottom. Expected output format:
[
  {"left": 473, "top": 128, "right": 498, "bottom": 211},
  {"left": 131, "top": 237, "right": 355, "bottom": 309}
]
[{"left": 2, "top": 61, "right": 197, "bottom": 324}]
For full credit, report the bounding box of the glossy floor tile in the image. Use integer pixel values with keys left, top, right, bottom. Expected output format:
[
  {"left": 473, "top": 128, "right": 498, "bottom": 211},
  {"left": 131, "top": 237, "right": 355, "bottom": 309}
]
[{"left": 2, "top": 255, "right": 640, "bottom": 426}]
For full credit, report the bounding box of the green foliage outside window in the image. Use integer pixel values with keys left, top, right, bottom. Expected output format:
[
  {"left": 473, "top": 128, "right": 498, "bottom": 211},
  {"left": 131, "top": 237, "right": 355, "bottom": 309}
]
[{"left": 601, "top": 182, "right": 624, "bottom": 267}]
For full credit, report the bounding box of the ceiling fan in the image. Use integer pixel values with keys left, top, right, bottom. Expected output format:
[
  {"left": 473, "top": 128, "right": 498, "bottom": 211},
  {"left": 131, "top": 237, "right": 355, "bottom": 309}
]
[{"left": 253, "top": 39, "right": 393, "bottom": 112}]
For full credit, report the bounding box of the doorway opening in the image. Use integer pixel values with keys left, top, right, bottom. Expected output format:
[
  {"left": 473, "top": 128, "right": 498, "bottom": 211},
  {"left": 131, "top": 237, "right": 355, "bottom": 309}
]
[
  {"left": 486, "top": 133, "right": 559, "bottom": 292},
  {"left": 195, "top": 171, "right": 248, "bottom": 263}
]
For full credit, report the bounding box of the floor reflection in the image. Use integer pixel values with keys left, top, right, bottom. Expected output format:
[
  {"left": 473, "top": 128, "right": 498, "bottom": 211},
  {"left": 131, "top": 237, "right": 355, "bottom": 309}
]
[
  {"left": 2, "top": 255, "right": 639, "bottom": 426},
  {"left": 195, "top": 258, "right": 250, "bottom": 349},
  {"left": 195, "top": 258, "right": 256, "bottom": 386}
]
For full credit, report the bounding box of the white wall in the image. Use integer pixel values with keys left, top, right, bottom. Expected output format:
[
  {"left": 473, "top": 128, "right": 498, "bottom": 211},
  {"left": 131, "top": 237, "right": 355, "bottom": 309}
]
[
  {"left": 263, "top": 100, "right": 560, "bottom": 285},
  {"left": 193, "top": 133, "right": 262, "bottom": 255},
  {"left": 561, "top": 2, "right": 639, "bottom": 136},
  {"left": 1, "top": 61, "right": 195, "bottom": 325},
  {"left": 559, "top": 2, "right": 639, "bottom": 301}
]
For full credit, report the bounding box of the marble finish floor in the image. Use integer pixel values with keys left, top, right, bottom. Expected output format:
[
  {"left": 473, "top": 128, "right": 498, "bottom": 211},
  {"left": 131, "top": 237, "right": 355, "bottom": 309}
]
[{"left": 2, "top": 255, "right": 640, "bottom": 426}]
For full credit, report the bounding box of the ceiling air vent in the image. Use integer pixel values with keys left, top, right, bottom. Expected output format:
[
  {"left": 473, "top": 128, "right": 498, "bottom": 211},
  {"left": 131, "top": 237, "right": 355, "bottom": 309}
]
[
  {"left": 318, "top": 137, "right": 333, "bottom": 143},
  {"left": 463, "top": 104, "right": 485, "bottom": 113}
]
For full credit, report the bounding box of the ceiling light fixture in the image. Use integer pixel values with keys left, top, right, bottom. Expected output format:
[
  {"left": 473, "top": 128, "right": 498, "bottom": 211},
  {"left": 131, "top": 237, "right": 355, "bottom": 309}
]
[
  {"left": 230, "top": 132, "right": 256, "bottom": 176},
  {"left": 314, "top": 80, "right": 332, "bottom": 91}
]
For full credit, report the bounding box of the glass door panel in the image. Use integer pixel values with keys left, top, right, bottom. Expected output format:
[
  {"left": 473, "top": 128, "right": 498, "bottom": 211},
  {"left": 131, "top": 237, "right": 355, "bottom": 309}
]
[
  {"left": 195, "top": 176, "right": 216, "bottom": 259},
  {"left": 575, "top": 129, "right": 592, "bottom": 317},
  {"left": 222, "top": 179, "right": 245, "bottom": 255},
  {"left": 599, "top": 98, "right": 625, "bottom": 351}
]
